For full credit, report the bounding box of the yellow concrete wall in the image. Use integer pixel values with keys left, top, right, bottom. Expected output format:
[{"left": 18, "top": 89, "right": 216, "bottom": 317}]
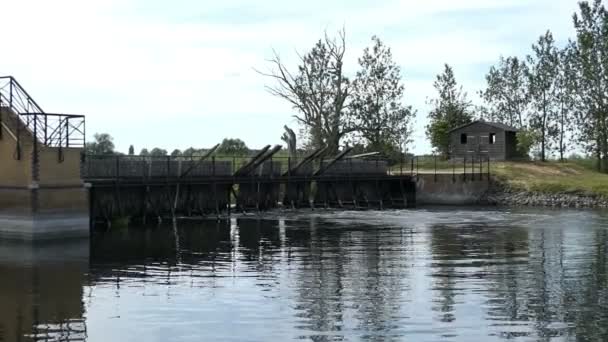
[
  {"left": 0, "top": 188, "right": 31, "bottom": 213},
  {"left": 0, "top": 120, "right": 32, "bottom": 187},
  {"left": 38, "top": 147, "right": 83, "bottom": 186},
  {"left": 37, "top": 187, "right": 88, "bottom": 213}
]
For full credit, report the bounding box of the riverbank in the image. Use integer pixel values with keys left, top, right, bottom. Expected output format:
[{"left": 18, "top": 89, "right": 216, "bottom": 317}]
[{"left": 485, "top": 161, "right": 608, "bottom": 208}]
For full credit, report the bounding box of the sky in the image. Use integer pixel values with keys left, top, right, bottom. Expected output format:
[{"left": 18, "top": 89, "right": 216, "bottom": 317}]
[{"left": 0, "top": 0, "right": 582, "bottom": 154}]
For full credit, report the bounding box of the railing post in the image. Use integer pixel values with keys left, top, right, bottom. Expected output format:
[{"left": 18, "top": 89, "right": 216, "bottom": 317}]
[
  {"left": 33, "top": 113, "right": 39, "bottom": 181},
  {"left": 463, "top": 156, "right": 466, "bottom": 181},
  {"left": 44, "top": 115, "right": 48, "bottom": 145},
  {"left": 212, "top": 156, "right": 216, "bottom": 176},
  {"left": 167, "top": 156, "right": 171, "bottom": 181},
  {"left": 434, "top": 155, "right": 437, "bottom": 182},
  {"left": 65, "top": 117, "right": 70, "bottom": 148},
  {"left": 487, "top": 156, "right": 490, "bottom": 181},
  {"left": 479, "top": 156, "right": 482, "bottom": 181},
  {"left": 142, "top": 156, "right": 146, "bottom": 181},
  {"left": 9, "top": 79, "right": 13, "bottom": 109},
  {"left": 270, "top": 156, "right": 273, "bottom": 177},
  {"left": 452, "top": 157, "right": 455, "bottom": 183},
  {"left": 115, "top": 155, "right": 120, "bottom": 181},
  {"left": 410, "top": 156, "right": 414, "bottom": 176}
]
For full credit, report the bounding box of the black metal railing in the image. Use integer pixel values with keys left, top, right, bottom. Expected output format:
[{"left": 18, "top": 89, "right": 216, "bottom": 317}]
[
  {"left": 397, "top": 155, "right": 491, "bottom": 181},
  {"left": 82, "top": 153, "right": 492, "bottom": 181},
  {"left": 82, "top": 154, "right": 395, "bottom": 180},
  {"left": 0, "top": 76, "right": 85, "bottom": 149}
]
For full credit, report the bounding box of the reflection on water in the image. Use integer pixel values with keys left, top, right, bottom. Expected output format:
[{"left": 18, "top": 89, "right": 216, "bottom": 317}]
[
  {"left": 0, "top": 240, "right": 89, "bottom": 342},
  {"left": 1, "top": 208, "right": 607, "bottom": 341}
]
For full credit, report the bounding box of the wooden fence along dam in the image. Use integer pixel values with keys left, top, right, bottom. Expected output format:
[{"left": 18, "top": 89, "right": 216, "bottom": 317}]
[
  {"left": 83, "top": 146, "right": 417, "bottom": 225},
  {"left": 0, "top": 76, "right": 490, "bottom": 239}
]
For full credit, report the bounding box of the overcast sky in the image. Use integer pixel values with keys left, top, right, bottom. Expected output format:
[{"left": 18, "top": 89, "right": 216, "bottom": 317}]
[{"left": 0, "top": 0, "right": 581, "bottom": 154}]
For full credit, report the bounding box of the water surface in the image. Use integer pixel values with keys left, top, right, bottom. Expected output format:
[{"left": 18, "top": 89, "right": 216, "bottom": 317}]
[{"left": 1, "top": 208, "right": 607, "bottom": 341}]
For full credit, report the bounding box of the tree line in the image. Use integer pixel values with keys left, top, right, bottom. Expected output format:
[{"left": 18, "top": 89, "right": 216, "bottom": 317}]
[
  {"left": 477, "top": 0, "right": 608, "bottom": 171},
  {"left": 262, "top": 0, "right": 608, "bottom": 173},
  {"left": 427, "top": 0, "right": 608, "bottom": 172},
  {"left": 85, "top": 135, "right": 250, "bottom": 157}
]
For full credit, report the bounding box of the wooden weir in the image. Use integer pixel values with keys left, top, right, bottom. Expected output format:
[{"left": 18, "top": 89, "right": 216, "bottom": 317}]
[{"left": 82, "top": 146, "right": 416, "bottom": 225}]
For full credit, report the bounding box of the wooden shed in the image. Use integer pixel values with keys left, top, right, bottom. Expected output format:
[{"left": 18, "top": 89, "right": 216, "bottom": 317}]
[{"left": 449, "top": 120, "right": 519, "bottom": 160}]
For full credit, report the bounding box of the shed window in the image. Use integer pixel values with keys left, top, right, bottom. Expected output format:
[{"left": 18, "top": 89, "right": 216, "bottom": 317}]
[
  {"left": 460, "top": 133, "right": 467, "bottom": 144},
  {"left": 489, "top": 133, "right": 496, "bottom": 144}
]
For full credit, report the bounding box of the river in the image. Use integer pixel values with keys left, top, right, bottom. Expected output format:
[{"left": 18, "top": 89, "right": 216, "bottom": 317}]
[{"left": 1, "top": 208, "right": 607, "bottom": 341}]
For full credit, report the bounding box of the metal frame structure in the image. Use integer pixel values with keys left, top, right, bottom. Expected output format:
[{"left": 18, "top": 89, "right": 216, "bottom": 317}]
[{"left": 0, "top": 76, "right": 85, "bottom": 151}]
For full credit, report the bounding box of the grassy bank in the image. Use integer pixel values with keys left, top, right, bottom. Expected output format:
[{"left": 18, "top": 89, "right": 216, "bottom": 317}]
[{"left": 491, "top": 161, "right": 608, "bottom": 197}]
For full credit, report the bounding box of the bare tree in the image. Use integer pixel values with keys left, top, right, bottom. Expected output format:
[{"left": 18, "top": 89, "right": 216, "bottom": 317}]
[{"left": 257, "top": 29, "right": 352, "bottom": 154}]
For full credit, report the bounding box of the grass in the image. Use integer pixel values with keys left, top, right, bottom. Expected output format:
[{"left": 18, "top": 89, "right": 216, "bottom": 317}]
[
  {"left": 490, "top": 161, "right": 608, "bottom": 197},
  {"left": 390, "top": 156, "right": 608, "bottom": 197}
]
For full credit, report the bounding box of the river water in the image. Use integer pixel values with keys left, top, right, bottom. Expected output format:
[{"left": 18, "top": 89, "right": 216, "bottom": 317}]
[{"left": 1, "top": 208, "right": 607, "bottom": 341}]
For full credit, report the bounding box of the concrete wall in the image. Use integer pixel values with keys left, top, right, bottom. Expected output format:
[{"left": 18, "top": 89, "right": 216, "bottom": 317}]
[
  {"left": 416, "top": 173, "right": 489, "bottom": 205},
  {"left": 38, "top": 146, "right": 83, "bottom": 186},
  {"left": 0, "top": 119, "right": 32, "bottom": 187},
  {"left": 0, "top": 112, "right": 89, "bottom": 240}
]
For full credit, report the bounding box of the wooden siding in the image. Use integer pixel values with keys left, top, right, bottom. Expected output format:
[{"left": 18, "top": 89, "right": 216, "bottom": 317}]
[{"left": 450, "top": 122, "right": 513, "bottom": 160}]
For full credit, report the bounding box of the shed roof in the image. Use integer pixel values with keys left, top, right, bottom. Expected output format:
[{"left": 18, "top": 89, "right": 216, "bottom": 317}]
[{"left": 449, "top": 120, "right": 519, "bottom": 133}]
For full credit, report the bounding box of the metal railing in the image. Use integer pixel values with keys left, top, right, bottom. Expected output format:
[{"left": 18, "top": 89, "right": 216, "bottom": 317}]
[
  {"left": 82, "top": 152, "right": 492, "bottom": 181},
  {"left": 394, "top": 155, "right": 491, "bottom": 181},
  {"left": 0, "top": 76, "right": 85, "bottom": 149},
  {"left": 81, "top": 154, "right": 395, "bottom": 180}
]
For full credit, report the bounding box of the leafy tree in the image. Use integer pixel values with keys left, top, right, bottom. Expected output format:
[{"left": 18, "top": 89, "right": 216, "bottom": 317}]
[
  {"left": 516, "top": 130, "right": 540, "bottom": 159},
  {"left": 182, "top": 147, "right": 196, "bottom": 157},
  {"left": 171, "top": 149, "right": 182, "bottom": 157},
  {"left": 351, "top": 36, "right": 415, "bottom": 155},
  {"left": 139, "top": 148, "right": 149, "bottom": 156},
  {"left": 259, "top": 29, "right": 351, "bottom": 153},
  {"left": 526, "top": 30, "right": 560, "bottom": 162},
  {"left": 571, "top": 0, "right": 608, "bottom": 172},
  {"left": 128, "top": 145, "right": 134, "bottom": 155},
  {"left": 554, "top": 46, "right": 577, "bottom": 161},
  {"left": 480, "top": 56, "right": 530, "bottom": 128},
  {"left": 85, "top": 133, "right": 115, "bottom": 155},
  {"left": 150, "top": 148, "right": 168, "bottom": 157},
  {"left": 426, "top": 64, "right": 473, "bottom": 157},
  {"left": 217, "top": 138, "right": 249, "bottom": 156}
]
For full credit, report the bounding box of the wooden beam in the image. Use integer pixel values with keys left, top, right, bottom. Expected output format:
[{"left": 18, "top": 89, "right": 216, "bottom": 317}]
[
  {"left": 180, "top": 143, "right": 220, "bottom": 178},
  {"left": 233, "top": 145, "right": 271, "bottom": 176},
  {"left": 313, "top": 147, "right": 353, "bottom": 176},
  {"left": 283, "top": 146, "right": 327, "bottom": 176},
  {"left": 238, "top": 145, "right": 282, "bottom": 176}
]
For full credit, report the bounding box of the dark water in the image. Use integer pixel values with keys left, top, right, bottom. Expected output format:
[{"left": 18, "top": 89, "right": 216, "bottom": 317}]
[{"left": 1, "top": 208, "right": 608, "bottom": 342}]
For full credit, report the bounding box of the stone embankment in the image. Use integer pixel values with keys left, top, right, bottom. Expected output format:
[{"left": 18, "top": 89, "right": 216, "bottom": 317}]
[{"left": 484, "top": 181, "right": 608, "bottom": 208}]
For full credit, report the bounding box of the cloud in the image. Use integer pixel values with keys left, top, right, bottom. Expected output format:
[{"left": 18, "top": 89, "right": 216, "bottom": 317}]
[{"left": 0, "top": 0, "right": 581, "bottom": 153}]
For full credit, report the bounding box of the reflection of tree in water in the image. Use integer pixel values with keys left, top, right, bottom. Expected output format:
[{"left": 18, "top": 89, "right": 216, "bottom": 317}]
[
  {"left": 429, "top": 223, "right": 530, "bottom": 325},
  {"left": 485, "top": 224, "right": 608, "bottom": 341},
  {"left": 289, "top": 218, "right": 411, "bottom": 342},
  {"left": 429, "top": 218, "right": 608, "bottom": 341},
  {"left": 561, "top": 228, "right": 608, "bottom": 341}
]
